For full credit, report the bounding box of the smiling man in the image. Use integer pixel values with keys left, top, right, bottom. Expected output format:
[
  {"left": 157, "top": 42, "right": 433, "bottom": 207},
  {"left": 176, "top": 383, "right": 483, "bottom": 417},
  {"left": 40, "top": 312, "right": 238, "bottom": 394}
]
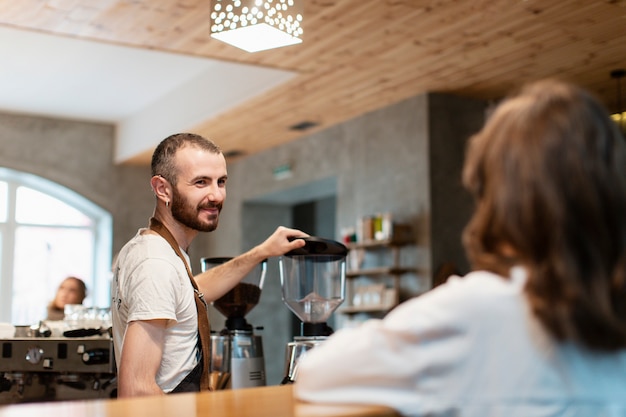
[{"left": 111, "top": 133, "right": 307, "bottom": 397}]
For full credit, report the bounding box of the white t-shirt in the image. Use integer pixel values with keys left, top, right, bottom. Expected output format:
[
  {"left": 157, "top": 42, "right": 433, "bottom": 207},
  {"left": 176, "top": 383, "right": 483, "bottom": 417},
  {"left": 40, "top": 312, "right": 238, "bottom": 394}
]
[
  {"left": 294, "top": 268, "right": 626, "bottom": 416},
  {"left": 111, "top": 229, "right": 198, "bottom": 393}
]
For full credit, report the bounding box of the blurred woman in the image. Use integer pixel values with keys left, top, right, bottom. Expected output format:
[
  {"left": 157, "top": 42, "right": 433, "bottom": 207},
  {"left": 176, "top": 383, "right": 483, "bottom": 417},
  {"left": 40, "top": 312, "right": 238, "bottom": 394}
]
[
  {"left": 294, "top": 80, "right": 626, "bottom": 416},
  {"left": 46, "top": 276, "right": 87, "bottom": 320}
]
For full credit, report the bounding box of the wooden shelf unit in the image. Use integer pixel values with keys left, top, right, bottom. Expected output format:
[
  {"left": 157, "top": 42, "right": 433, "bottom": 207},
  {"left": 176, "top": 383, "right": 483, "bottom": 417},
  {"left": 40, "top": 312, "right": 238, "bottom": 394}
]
[{"left": 339, "top": 226, "right": 415, "bottom": 316}]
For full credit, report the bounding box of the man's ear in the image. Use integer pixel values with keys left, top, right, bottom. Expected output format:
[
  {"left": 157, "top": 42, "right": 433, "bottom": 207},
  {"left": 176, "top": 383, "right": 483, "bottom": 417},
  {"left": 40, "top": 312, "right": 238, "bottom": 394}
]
[{"left": 150, "top": 175, "right": 171, "bottom": 204}]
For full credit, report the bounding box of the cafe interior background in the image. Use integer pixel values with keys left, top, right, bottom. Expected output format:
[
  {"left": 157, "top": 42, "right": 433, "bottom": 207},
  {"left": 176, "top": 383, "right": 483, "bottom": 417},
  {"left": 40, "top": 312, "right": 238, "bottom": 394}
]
[{"left": 0, "top": 0, "right": 625, "bottom": 387}]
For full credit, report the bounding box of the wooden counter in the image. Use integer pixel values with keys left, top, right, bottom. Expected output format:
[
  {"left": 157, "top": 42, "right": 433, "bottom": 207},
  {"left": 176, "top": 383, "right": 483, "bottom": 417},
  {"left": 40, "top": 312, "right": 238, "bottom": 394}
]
[{"left": 0, "top": 385, "right": 400, "bottom": 417}]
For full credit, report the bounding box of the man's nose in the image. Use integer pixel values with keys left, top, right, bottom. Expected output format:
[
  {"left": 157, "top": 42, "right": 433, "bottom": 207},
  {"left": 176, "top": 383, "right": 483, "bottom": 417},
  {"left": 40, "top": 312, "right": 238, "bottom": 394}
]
[{"left": 207, "top": 185, "right": 223, "bottom": 202}]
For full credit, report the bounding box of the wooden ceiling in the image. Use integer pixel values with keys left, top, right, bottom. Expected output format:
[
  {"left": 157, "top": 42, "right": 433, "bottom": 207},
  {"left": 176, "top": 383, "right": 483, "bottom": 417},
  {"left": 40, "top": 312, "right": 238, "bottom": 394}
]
[{"left": 0, "top": 0, "right": 625, "bottom": 164}]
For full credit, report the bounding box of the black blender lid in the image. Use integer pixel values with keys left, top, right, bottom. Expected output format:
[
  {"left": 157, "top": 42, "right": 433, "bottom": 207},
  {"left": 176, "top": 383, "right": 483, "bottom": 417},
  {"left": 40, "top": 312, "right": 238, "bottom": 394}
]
[
  {"left": 285, "top": 236, "right": 348, "bottom": 257},
  {"left": 201, "top": 257, "right": 268, "bottom": 265},
  {"left": 201, "top": 257, "right": 233, "bottom": 264}
]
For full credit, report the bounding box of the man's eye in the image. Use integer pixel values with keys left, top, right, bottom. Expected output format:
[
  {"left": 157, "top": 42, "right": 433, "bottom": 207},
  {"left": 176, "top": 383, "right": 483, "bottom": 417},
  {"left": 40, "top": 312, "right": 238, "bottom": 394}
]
[
  {"left": 218, "top": 179, "right": 227, "bottom": 186},
  {"left": 196, "top": 180, "right": 208, "bottom": 186}
]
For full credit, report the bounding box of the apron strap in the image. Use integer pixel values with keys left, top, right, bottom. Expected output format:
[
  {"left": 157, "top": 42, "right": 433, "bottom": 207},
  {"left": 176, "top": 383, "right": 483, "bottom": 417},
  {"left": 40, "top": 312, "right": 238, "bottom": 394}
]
[{"left": 148, "top": 217, "right": 212, "bottom": 392}]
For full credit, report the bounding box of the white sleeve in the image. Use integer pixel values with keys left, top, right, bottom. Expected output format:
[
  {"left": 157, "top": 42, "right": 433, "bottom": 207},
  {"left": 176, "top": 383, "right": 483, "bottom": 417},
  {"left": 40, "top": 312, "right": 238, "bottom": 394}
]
[
  {"left": 124, "top": 258, "right": 181, "bottom": 324},
  {"left": 293, "top": 275, "right": 479, "bottom": 415}
]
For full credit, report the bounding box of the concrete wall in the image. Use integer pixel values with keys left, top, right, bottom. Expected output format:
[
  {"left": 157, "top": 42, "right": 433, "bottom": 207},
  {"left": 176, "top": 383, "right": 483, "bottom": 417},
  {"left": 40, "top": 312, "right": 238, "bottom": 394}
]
[
  {"left": 0, "top": 112, "right": 154, "bottom": 256},
  {"left": 429, "top": 93, "right": 488, "bottom": 279}
]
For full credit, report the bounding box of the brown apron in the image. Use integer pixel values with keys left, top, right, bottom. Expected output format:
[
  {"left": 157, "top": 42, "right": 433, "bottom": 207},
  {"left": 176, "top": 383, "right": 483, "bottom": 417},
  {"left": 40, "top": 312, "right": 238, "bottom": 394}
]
[{"left": 148, "top": 217, "right": 212, "bottom": 392}]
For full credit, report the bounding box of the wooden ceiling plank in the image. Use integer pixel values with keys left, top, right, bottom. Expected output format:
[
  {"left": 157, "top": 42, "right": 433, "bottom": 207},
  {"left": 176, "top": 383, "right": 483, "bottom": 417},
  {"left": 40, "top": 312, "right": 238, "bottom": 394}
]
[{"left": 0, "top": 0, "right": 624, "bottom": 164}]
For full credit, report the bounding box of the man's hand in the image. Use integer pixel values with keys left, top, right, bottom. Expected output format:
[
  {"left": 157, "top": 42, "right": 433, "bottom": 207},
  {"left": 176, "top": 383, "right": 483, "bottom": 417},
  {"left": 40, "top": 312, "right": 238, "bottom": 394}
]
[{"left": 255, "top": 226, "right": 309, "bottom": 259}]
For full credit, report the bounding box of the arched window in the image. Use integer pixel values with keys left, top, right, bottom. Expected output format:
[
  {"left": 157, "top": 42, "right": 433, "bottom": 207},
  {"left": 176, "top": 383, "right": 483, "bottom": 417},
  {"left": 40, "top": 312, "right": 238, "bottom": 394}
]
[{"left": 0, "top": 167, "right": 112, "bottom": 325}]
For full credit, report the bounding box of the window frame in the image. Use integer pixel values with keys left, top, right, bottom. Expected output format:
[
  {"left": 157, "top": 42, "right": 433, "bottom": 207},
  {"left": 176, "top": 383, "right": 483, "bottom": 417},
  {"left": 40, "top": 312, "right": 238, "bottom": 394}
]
[{"left": 0, "top": 167, "right": 112, "bottom": 323}]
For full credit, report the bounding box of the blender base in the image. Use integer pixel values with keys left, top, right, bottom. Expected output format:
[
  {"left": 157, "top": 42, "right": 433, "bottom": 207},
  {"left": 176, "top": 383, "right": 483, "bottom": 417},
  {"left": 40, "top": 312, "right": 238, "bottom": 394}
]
[
  {"left": 281, "top": 336, "right": 327, "bottom": 384},
  {"left": 230, "top": 332, "right": 266, "bottom": 389}
]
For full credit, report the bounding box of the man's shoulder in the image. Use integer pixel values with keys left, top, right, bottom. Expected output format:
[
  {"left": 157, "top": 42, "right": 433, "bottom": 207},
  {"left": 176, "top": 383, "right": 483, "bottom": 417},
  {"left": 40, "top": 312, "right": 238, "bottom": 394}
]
[
  {"left": 122, "top": 230, "right": 172, "bottom": 254},
  {"left": 118, "top": 231, "right": 179, "bottom": 270}
]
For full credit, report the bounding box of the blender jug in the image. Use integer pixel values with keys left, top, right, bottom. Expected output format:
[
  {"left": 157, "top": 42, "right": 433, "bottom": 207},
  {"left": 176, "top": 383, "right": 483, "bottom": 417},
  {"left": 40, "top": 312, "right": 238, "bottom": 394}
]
[
  {"left": 202, "top": 257, "right": 266, "bottom": 331},
  {"left": 279, "top": 237, "right": 348, "bottom": 383},
  {"left": 200, "top": 257, "right": 267, "bottom": 389}
]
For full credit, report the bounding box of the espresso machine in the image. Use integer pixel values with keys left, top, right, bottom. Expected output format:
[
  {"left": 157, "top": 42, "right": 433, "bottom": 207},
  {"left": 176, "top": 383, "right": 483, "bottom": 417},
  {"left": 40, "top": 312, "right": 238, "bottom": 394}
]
[
  {"left": 0, "top": 332, "right": 116, "bottom": 403},
  {"left": 201, "top": 257, "right": 267, "bottom": 389},
  {"left": 279, "top": 237, "right": 348, "bottom": 384}
]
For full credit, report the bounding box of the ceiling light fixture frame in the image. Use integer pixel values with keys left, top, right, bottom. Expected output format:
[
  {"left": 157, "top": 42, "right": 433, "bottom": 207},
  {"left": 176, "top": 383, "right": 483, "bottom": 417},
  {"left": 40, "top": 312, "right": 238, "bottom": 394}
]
[{"left": 210, "top": 0, "right": 303, "bottom": 53}]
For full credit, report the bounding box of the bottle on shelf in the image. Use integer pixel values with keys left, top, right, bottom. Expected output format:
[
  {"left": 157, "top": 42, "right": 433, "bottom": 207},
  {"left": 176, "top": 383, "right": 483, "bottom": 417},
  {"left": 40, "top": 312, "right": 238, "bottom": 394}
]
[{"left": 339, "top": 216, "right": 416, "bottom": 317}]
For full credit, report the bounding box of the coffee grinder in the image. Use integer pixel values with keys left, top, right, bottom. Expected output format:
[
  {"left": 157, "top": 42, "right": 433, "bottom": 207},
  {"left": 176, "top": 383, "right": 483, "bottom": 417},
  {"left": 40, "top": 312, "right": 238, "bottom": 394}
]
[
  {"left": 279, "top": 237, "right": 348, "bottom": 384},
  {"left": 201, "top": 257, "right": 267, "bottom": 389}
]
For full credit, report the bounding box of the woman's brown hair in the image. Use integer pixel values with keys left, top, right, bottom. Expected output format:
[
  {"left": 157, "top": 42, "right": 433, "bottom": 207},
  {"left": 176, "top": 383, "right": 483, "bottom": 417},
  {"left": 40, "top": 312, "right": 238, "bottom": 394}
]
[{"left": 462, "top": 79, "right": 626, "bottom": 351}]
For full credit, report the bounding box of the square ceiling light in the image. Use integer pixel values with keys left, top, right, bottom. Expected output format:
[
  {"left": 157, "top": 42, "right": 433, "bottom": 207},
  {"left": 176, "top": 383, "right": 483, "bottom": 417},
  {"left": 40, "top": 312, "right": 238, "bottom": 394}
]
[{"left": 210, "top": 0, "right": 303, "bottom": 53}]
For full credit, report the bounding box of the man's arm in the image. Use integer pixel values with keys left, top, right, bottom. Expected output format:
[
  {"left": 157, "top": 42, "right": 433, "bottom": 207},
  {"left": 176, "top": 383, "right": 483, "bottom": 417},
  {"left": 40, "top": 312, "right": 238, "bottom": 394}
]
[
  {"left": 195, "top": 226, "right": 308, "bottom": 302},
  {"left": 118, "top": 319, "right": 168, "bottom": 397}
]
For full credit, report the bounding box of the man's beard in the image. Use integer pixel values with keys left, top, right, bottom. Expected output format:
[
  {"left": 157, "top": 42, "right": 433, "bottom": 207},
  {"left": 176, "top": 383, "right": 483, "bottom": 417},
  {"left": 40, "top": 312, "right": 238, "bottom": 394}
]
[{"left": 170, "top": 187, "right": 222, "bottom": 232}]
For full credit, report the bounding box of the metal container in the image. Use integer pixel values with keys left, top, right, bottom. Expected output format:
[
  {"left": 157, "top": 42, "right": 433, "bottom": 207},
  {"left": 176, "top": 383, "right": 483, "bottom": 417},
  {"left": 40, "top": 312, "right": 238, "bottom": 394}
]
[{"left": 201, "top": 257, "right": 267, "bottom": 389}]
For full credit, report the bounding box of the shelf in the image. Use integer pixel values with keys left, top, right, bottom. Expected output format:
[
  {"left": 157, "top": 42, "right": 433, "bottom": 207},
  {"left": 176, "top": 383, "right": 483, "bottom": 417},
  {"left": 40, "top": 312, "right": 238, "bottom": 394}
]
[
  {"left": 339, "top": 221, "right": 415, "bottom": 320},
  {"left": 348, "top": 237, "right": 413, "bottom": 250},
  {"left": 339, "top": 304, "right": 394, "bottom": 315},
  {"left": 349, "top": 222, "right": 414, "bottom": 247},
  {"left": 346, "top": 267, "right": 416, "bottom": 278},
  {"left": 348, "top": 239, "right": 393, "bottom": 249}
]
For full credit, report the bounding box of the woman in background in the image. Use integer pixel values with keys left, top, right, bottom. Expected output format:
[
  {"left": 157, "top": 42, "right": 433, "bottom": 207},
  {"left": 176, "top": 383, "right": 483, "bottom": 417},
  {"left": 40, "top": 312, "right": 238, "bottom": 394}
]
[
  {"left": 46, "top": 276, "right": 87, "bottom": 320},
  {"left": 295, "top": 80, "right": 626, "bottom": 416}
]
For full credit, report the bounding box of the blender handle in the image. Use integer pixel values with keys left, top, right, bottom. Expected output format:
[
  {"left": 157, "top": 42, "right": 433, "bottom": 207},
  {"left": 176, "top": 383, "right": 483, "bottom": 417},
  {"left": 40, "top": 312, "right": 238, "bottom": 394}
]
[{"left": 258, "top": 260, "right": 267, "bottom": 290}]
